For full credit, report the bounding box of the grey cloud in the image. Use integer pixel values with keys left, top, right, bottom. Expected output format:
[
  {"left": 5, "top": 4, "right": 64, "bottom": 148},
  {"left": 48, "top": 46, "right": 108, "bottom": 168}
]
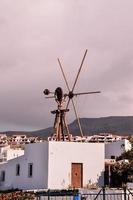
[{"left": 0, "top": 0, "right": 133, "bottom": 131}]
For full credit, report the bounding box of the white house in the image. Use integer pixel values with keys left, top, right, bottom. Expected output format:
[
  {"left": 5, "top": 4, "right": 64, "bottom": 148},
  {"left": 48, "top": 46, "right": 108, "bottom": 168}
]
[
  {"left": 0, "top": 145, "right": 24, "bottom": 163},
  {"left": 0, "top": 141, "right": 104, "bottom": 190},
  {"left": 105, "top": 139, "right": 131, "bottom": 159},
  {"left": 0, "top": 134, "right": 7, "bottom": 146}
]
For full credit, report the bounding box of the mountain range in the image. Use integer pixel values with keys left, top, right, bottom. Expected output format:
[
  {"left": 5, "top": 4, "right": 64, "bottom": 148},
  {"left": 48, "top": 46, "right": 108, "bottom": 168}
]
[{"left": 1, "top": 116, "right": 133, "bottom": 138}]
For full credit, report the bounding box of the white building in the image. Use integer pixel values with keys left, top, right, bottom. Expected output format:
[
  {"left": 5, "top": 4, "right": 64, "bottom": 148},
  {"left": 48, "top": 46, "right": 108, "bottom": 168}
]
[
  {"left": 8, "top": 134, "right": 39, "bottom": 145},
  {"left": 88, "top": 133, "right": 122, "bottom": 143},
  {"left": 105, "top": 139, "right": 131, "bottom": 159},
  {"left": 0, "top": 134, "right": 7, "bottom": 146},
  {"left": 0, "top": 141, "right": 104, "bottom": 190},
  {"left": 9, "top": 135, "right": 28, "bottom": 145},
  {"left": 71, "top": 133, "right": 125, "bottom": 143},
  {"left": 0, "top": 145, "right": 24, "bottom": 163}
]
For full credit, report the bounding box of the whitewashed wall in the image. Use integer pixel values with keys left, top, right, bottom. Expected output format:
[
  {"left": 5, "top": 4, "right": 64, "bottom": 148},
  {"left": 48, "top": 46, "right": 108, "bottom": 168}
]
[
  {"left": 48, "top": 142, "right": 105, "bottom": 189},
  {"left": 0, "top": 145, "right": 24, "bottom": 163},
  {"left": 0, "top": 142, "right": 49, "bottom": 190},
  {"left": 6, "top": 148, "right": 24, "bottom": 161},
  {"left": 0, "top": 141, "right": 105, "bottom": 190},
  {"left": 105, "top": 139, "right": 131, "bottom": 159}
]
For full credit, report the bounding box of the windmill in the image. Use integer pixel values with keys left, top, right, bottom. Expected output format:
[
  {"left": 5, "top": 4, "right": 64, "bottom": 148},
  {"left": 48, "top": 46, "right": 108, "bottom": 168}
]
[{"left": 43, "top": 49, "right": 101, "bottom": 141}]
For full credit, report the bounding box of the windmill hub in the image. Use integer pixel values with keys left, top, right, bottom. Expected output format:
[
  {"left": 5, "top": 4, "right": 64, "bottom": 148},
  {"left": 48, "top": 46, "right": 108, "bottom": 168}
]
[{"left": 68, "top": 91, "right": 74, "bottom": 99}]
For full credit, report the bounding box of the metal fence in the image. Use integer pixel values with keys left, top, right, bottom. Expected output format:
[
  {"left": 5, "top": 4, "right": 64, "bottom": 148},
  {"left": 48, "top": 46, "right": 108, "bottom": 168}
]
[
  {"left": 35, "top": 188, "right": 133, "bottom": 200},
  {"left": 0, "top": 188, "right": 132, "bottom": 200},
  {"left": 80, "top": 188, "right": 133, "bottom": 200}
]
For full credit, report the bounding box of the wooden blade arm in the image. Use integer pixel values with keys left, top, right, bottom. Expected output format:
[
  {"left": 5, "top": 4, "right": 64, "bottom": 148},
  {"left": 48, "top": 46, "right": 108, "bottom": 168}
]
[
  {"left": 71, "top": 99, "right": 84, "bottom": 137},
  {"left": 57, "top": 58, "right": 71, "bottom": 92},
  {"left": 74, "top": 91, "right": 101, "bottom": 96},
  {"left": 72, "top": 49, "right": 88, "bottom": 93}
]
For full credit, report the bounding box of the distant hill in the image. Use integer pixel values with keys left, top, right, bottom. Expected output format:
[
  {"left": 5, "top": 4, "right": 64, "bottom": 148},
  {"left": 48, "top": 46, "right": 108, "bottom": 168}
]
[
  {"left": 1, "top": 116, "right": 133, "bottom": 138},
  {"left": 69, "top": 116, "right": 133, "bottom": 136}
]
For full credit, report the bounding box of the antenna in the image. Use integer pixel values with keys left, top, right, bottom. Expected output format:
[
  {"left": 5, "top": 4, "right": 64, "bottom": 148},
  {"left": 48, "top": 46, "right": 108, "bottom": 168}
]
[{"left": 43, "top": 50, "right": 101, "bottom": 141}]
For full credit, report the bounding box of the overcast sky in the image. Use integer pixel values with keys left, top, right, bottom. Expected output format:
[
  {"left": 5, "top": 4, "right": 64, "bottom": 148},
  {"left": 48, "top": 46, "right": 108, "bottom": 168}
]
[{"left": 0, "top": 0, "right": 133, "bottom": 131}]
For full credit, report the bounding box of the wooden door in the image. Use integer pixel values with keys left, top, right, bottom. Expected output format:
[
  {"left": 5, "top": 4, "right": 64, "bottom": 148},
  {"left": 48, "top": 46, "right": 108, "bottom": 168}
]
[{"left": 71, "top": 163, "right": 83, "bottom": 188}]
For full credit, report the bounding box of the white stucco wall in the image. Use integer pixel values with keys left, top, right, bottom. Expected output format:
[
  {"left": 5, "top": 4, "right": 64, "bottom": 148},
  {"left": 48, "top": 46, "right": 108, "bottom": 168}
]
[
  {"left": 48, "top": 142, "right": 105, "bottom": 189},
  {"left": 6, "top": 149, "right": 24, "bottom": 161},
  {"left": 0, "top": 146, "right": 24, "bottom": 163},
  {"left": 105, "top": 139, "right": 131, "bottom": 159},
  {"left": 0, "top": 141, "right": 105, "bottom": 190},
  {"left": 0, "top": 142, "right": 49, "bottom": 190}
]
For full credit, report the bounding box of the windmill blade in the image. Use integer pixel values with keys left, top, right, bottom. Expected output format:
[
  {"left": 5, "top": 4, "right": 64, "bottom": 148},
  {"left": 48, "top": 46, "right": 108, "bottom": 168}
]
[
  {"left": 57, "top": 58, "right": 71, "bottom": 109},
  {"left": 72, "top": 49, "right": 88, "bottom": 92},
  {"left": 71, "top": 99, "right": 84, "bottom": 137},
  {"left": 45, "top": 96, "right": 55, "bottom": 99},
  {"left": 58, "top": 58, "right": 72, "bottom": 114},
  {"left": 66, "top": 49, "right": 88, "bottom": 110},
  {"left": 58, "top": 58, "right": 71, "bottom": 91},
  {"left": 57, "top": 58, "right": 84, "bottom": 137},
  {"left": 74, "top": 91, "right": 101, "bottom": 96}
]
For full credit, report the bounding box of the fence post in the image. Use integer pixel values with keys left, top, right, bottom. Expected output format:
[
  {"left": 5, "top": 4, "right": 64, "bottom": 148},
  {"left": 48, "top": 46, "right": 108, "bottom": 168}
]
[
  {"left": 48, "top": 189, "right": 50, "bottom": 200},
  {"left": 123, "top": 186, "right": 127, "bottom": 200},
  {"left": 103, "top": 187, "right": 106, "bottom": 200}
]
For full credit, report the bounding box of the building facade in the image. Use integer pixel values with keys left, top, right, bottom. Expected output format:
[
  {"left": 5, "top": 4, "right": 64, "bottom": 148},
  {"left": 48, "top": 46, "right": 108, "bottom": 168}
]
[
  {"left": 0, "top": 141, "right": 104, "bottom": 190},
  {"left": 0, "top": 145, "right": 24, "bottom": 163}
]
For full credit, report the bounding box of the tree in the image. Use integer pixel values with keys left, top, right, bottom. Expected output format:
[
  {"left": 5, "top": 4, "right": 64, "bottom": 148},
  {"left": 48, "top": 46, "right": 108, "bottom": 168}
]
[
  {"left": 128, "top": 136, "right": 133, "bottom": 148},
  {"left": 111, "top": 137, "right": 133, "bottom": 187}
]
